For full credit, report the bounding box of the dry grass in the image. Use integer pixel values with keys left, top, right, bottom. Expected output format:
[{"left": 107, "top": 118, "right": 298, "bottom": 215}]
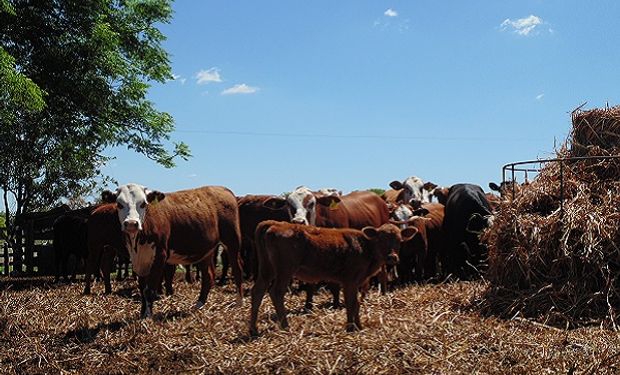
[{"left": 1, "top": 276, "right": 620, "bottom": 374}]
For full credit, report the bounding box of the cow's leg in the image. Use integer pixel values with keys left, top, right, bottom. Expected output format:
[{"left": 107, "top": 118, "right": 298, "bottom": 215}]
[
  {"left": 196, "top": 254, "right": 216, "bottom": 308},
  {"left": 377, "top": 267, "right": 389, "bottom": 295},
  {"left": 70, "top": 254, "right": 78, "bottom": 282},
  {"left": 425, "top": 247, "right": 437, "bottom": 281},
  {"left": 139, "top": 276, "right": 156, "bottom": 319},
  {"left": 414, "top": 251, "right": 425, "bottom": 282},
  {"left": 249, "top": 272, "right": 270, "bottom": 336},
  {"left": 269, "top": 276, "right": 290, "bottom": 330},
  {"left": 184, "top": 265, "right": 194, "bottom": 283},
  {"left": 163, "top": 264, "right": 175, "bottom": 296},
  {"left": 219, "top": 225, "right": 244, "bottom": 306},
  {"left": 303, "top": 282, "right": 317, "bottom": 311},
  {"left": 343, "top": 284, "right": 361, "bottom": 332},
  {"left": 218, "top": 248, "right": 229, "bottom": 286},
  {"left": 327, "top": 283, "right": 341, "bottom": 309},
  {"left": 115, "top": 256, "right": 123, "bottom": 281},
  {"left": 101, "top": 246, "right": 116, "bottom": 294}
]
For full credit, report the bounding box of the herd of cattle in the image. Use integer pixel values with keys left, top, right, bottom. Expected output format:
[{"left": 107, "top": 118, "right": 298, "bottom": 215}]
[{"left": 51, "top": 176, "right": 515, "bottom": 334}]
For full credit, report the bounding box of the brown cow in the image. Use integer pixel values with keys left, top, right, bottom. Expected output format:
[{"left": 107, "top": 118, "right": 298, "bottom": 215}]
[
  {"left": 83, "top": 203, "right": 126, "bottom": 295},
  {"left": 250, "top": 221, "right": 417, "bottom": 334},
  {"left": 219, "top": 195, "right": 290, "bottom": 285},
  {"left": 101, "top": 184, "right": 243, "bottom": 318},
  {"left": 389, "top": 202, "right": 444, "bottom": 283},
  {"left": 263, "top": 187, "right": 390, "bottom": 308}
]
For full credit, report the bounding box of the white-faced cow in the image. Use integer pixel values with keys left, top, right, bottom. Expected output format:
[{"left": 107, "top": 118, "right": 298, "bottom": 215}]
[
  {"left": 262, "top": 186, "right": 390, "bottom": 308},
  {"left": 384, "top": 176, "right": 437, "bottom": 207},
  {"left": 101, "top": 184, "right": 243, "bottom": 318},
  {"left": 250, "top": 221, "right": 417, "bottom": 334}
]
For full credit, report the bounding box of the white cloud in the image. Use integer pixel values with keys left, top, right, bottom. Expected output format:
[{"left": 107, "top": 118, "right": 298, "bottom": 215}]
[
  {"left": 188, "top": 173, "right": 198, "bottom": 178},
  {"left": 221, "top": 84, "right": 259, "bottom": 95},
  {"left": 195, "top": 68, "right": 222, "bottom": 84},
  {"left": 500, "top": 15, "right": 543, "bottom": 36},
  {"left": 536, "top": 93, "right": 544, "bottom": 100},
  {"left": 384, "top": 8, "right": 398, "bottom": 17}
]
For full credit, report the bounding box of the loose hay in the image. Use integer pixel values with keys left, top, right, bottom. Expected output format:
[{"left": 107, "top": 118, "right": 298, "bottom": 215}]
[
  {"left": 1, "top": 276, "right": 620, "bottom": 374},
  {"left": 482, "top": 105, "right": 620, "bottom": 329}
]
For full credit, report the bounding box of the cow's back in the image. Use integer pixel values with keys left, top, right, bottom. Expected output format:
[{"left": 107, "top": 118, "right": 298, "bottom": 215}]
[
  {"left": 144, "top": 186, "right": 240, "bottom": 262},
  {"left": 443, "top": 184, "right": 491, "bottom": 231},
  {"left": 318, "top": 191, "right": 389, "bottom": 229}
]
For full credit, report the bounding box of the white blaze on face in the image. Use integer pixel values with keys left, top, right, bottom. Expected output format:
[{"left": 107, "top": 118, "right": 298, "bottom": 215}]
[
  {"left": 286, "top": 186, "right": 316, "bottom": 225},
  {"left": 115, "top": 183, "right": 149, "bottom": 233},
  {"left": 401, "top": 176, "right": 426, "bottom": 205}
]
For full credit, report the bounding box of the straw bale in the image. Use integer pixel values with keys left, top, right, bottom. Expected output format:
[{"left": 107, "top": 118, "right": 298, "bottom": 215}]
[{"left": 482, "top": 105, "right": 620, "bottom": 329}]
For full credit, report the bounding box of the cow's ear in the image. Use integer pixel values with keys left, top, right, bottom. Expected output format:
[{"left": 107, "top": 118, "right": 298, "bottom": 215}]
[
  {"left": 433, "top": 188, "right": 449, "bottom": 204},
  {"left": 389, "top": 180, "right": 403, "bottom": 190},
  {"left": 101, "top": 190, "right": 117, "bottom": 203},
  {"left": 400, "top": 226, "right": 418, "bottom": 241},
  {"left": 411, "top": 208, "right": 430, "bottom": 216},
  {"left": 466, "top": 213, "right": 488, "bottom": 234},
  {"left": 361, "top": 226, "right": 379, "bottom": 239},
  {"left": 423, "top": 182, "right": 437, "bottom": 191},
  {"left": 263, "top": 197, "right": 287, "bottom": 210},
  {"left": 489, "top": 182, "right": 500, "bottom": 192},
  {"left": 317, "top": 195, "right": 341, "bottom": 207},
  {"left": 146, "top": 190, "right": 166, "bottom": 203}
]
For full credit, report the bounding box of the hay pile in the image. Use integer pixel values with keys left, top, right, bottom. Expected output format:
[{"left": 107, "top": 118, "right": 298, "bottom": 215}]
[{"left": 482, "top": 105, "right": 620, "bottom": 328}]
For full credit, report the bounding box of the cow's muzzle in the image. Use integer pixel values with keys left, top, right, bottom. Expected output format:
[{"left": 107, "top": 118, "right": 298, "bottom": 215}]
[
  {"left": 292, "top": 217, "right": 308, "bottom": 225},
  {"left": 123, "top": 219, "right": 140, "bottom": 234},
  {"left": 386, "top": 253, "right": 399, "bottom": 266}
]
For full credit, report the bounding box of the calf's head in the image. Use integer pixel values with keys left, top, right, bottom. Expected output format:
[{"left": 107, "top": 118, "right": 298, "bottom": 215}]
[
  {"left": 101, "top": 183, "right": 165, "bottom": 234},
  {"left": 263, "top": 186, "right": 340, "bottom": 225},
  {"left": 362, "top": 223, "right": 418, "bottom": 266},
  {"left": 388, "top": 203, "right": 430, "bottom": 230}
]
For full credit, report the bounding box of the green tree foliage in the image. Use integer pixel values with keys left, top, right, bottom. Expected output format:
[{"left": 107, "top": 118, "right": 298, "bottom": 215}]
[
  {"left": 367, "top": 188, "right": 386, "bottom": 196},
  {"left": 0, "top": 0, "right": 190, "bottom": 243}
]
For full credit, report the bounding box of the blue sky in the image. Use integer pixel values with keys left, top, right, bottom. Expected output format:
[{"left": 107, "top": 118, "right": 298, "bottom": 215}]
[{"left": 103, "top": 0, "right": 620, "bottom": 197}]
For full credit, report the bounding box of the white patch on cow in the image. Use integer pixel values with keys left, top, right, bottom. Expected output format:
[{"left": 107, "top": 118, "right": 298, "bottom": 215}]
[
  {"left": 392, "top": 204, "right": 414, "bottom": 230},
  {"left": 401, "top": 176, "right": 426, "bottom": 205},
  {"left": 127, "top": 238, "right": 156, "bottom": 277},
  {"left": 286, "top": 186, "right": 316, "bottom": 225},
  {"left": 115, "top": 183, "right": 150, "bottom": 232}
]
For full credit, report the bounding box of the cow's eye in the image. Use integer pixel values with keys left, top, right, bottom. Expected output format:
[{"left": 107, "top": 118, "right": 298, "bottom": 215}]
[
  {"left": 116, "top": 202, "right": 123, "bottom": 210},
  {"left": 308, "top": 201, "right": 315, "bottom": 208},
  {"left": 140, "top": 202, "right": 146, "bottom": 209}
]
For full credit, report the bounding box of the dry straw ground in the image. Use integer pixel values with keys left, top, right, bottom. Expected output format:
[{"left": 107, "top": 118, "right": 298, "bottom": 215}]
[{"left": 1, "top": 276, "right": 620, "bottom": 374}]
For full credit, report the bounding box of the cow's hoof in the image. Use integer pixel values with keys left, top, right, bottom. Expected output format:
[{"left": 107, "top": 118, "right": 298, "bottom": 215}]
[
  {"left": 249, "top": 328, "right": 259, "bottom": 337},
  {"left": 194, "top": 301, "right": 205, "bottom": 310},
  {"left": 345, "top": 324, "right": 361, "bottom": 332}
]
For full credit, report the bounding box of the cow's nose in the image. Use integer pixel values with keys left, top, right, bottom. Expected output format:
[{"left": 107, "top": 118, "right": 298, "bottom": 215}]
[
  {"left": 386, "top": 253, "right": 399, "bottom": 266},
  {"left": 409, "top": 199, "right": 423, "bottom": 209},
  {"left": 124, "top": 220, "right": 139, "bottom": 233},
  {"left": 292, "top": 217, "right": 307, "bottom": 225}
]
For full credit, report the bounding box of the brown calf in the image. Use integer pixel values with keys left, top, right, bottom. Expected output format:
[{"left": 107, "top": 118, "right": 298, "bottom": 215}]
[{"left": 249, "top": 221, "right": 417, "bottom": 334}]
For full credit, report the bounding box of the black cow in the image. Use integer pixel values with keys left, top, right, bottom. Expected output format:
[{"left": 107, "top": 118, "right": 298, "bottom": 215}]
[
  {"left": 440, "top": 183, "right": 493, "bottom": 280},
  {"left": 54, "top": 214, "right": 88, "bottom": 282}
]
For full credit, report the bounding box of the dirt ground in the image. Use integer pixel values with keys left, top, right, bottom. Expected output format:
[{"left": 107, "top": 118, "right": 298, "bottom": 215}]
[{"left": 1, "top": 275, "right": 619, "bottom": 374}]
